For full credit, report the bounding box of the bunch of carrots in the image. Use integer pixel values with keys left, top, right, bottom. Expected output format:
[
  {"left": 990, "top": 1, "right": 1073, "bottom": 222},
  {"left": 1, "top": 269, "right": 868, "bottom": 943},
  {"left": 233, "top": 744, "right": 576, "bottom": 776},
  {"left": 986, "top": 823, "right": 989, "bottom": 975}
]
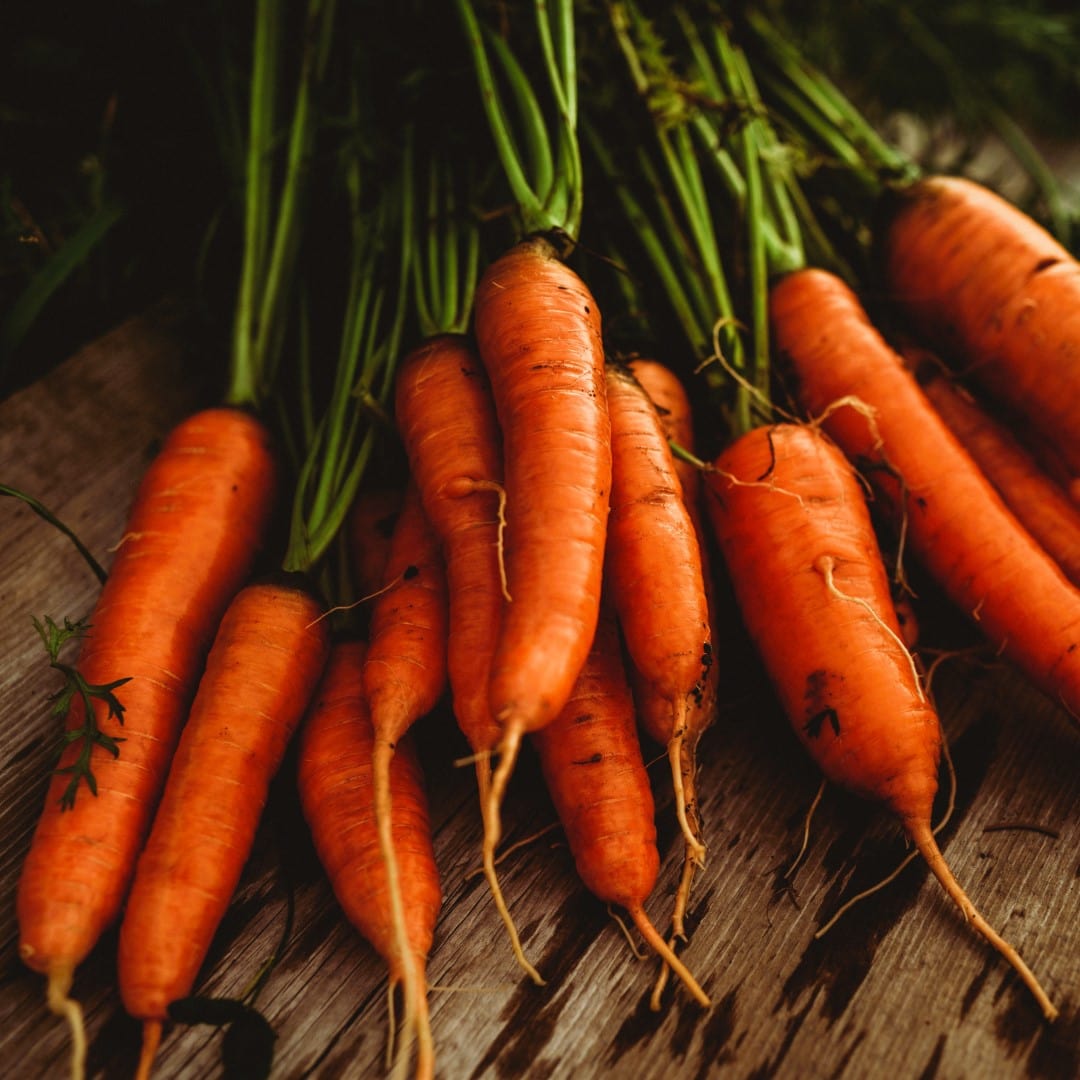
[{"left": 10, "top": 1, "right": 1080, "bottom": 1077}]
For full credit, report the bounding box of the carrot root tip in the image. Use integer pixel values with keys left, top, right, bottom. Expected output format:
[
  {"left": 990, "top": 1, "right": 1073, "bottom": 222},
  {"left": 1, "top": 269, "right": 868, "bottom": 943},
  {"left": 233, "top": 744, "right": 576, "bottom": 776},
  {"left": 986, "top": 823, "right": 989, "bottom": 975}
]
[{"left": 46, "top": 964, "right": 86, "bottom": 1080}]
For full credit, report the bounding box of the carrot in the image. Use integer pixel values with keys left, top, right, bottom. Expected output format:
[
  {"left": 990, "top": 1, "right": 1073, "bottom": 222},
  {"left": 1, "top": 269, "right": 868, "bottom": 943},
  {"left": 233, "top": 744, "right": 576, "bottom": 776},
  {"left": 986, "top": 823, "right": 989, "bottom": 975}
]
[
  {"left": 770, "top": 267, "right": 1080, "bottom": 729},
  {"left": 16, "top": 406, "right": 277, "bottom": 1071},
  {"left": 115, "top": 575, "right": 329, "bottom": 1077},
  {"left": 705, "top": 420, "right": 1057, "bottom": 1021},
  {"left": 472, "top": 235, "right": 611, "bottom": 874},
  {"left": 624, "top": 358, "right": 721, "bottom": 963},
  {"left": 362, "top": 480, "right": 448, "bottom": 1075},
  {"left": 393, "top": 333, "right": 546, "bottom": 982},
  {"left": 880, "top": 175, "right": 1080, "bottom": 474},
  {"left": 902, "top": 342, "right": 1080, "bottom": 590},
  {"left": 530, "top": 607, "right": 710, "bottom": 1009},
  {"left": 603, "top": 362, "right": 711, "bottom": 866},
  {"left": 298, "top": 639, "right": 441, "bottom": 1080},
  {"left": 347, "top": 485, "right": 405, "bottom": 601}
]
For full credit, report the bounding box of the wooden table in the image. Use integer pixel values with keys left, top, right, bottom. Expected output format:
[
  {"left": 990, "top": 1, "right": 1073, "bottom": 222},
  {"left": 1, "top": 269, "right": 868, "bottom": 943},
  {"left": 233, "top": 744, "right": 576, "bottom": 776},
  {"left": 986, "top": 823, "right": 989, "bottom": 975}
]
[{"left": 1, "top": 311, "right": 1077, "bottom": 1079}]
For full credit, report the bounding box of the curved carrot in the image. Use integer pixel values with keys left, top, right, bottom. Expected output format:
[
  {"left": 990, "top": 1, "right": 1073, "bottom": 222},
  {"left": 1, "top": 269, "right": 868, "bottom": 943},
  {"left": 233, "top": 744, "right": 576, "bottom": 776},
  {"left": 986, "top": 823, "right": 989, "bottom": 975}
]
[
  {"left": 902, "top": 343, "right": 1080, "bottom": 590},
  {"left": 362, "top": 481, "right": 448, "bottom": 1074},
  {"left": 117, "top": 575, "right": 330, "bottom": 1078},
  {"left": 531, "top": 608, "right": 710, "bottom": 1009},
  {"left": 880, "top": 175, "right": 1080, "bottom": 473},
  {"left": 298, "top": 639, "right": 442, "bottom": 1080},
  {"left": 472, "top": 235, "right": 611, "bottom": 886},
  {"left": 394, "top": 334, "right": 544, "bottom": 982},
  {"left": 705, "top": 421, "right": 1056, "bottom": 1022},
  {"left": 17, "top": 406, "right": 276, "bottom": 1070},
  {"left": 771, "top": 267, "right": 1080, "bottom": 729},
  {"left": 604, "top": 363, "right": 711, "bottom": 865}
]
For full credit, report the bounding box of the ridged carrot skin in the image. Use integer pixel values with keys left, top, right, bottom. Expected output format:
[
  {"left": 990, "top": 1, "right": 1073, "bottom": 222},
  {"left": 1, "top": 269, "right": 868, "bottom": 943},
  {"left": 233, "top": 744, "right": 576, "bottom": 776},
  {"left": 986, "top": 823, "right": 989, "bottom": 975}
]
[
  {"left": 394, "top": 334, "right": 504, "bottom": 756},
  {"left": 531, "top": 609, "right": 710, "bottom": 1008},
  {"left": 771, "top": 268, "right": 1080, "bottom": 727},
  {"left": 903, "top": 344, "right": 1080, "bottom": 590},
  {"left": 705, "top": 421, "right": 1056, "bottom": 1021},
  {"left": 346, "top": 485, "right": 405, "bottom": 601},
  {"left": 298, "top": 639, "right": 441, "bottom": 1078},
  {"left": 118, "top": 577, "right": 330, "bottom": 1031},
  {"left": 881, "top": 175, "right": 1080, "bottom": 473},
  {"left": 603, "top": 363, "right": 711, "bottom": 864},
  {"left": 473, "top": 236, "right": 611, "bottom": 738},
  {"left": 18, "top": 407, "right": 277, "bottom": 983}
]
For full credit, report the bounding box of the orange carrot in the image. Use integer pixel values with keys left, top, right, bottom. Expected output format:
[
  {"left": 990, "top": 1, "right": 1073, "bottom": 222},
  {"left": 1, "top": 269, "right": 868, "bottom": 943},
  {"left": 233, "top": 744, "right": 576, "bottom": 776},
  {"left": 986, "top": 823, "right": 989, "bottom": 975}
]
[
  {"left": 603, "top": 363, "right": 711, "bottom": 865},
  {"left": 16, "top": 406, "right": 277, "bottom": 1070},
  {"left": 117, "top": 574, "right": 330, "bottom": 1078},
  {"left": 880, "top": 175, "right": 1080, "bottom": 473},
  {"left": 347, "top": 485, "right": 405, "bottom": 600},
  {"left": 472, "top": 236, "right": 611, "bottom": 882},
  {"left": 770, "top": 267, "right": 1080, "bottom": 730},
  {"left": 705, "top": 420, "right": 1056, "bottom": 1021},
  {"left": 901, "top": 343, "right": 1080, "bottom": 590},
  {"left": 530, "top": 607, "right": 710, "bottom": 1009},
  {"left": 625, "top": 359, "right": 720, "bottom": 960},
  {"left": 362, "top": 480, "right": 448, "bottom": 1074},
  {"left": 298, "top": 639, "right": 441, "bottom": 1080},
  {"left": 393, "top": 334, "right": 544, "bottom": 980}
]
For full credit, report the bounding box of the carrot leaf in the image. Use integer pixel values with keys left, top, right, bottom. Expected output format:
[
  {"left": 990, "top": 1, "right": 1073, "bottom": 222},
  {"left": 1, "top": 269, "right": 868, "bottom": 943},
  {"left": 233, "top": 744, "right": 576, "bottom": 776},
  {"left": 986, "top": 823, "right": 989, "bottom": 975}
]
[{"left": 34, "top": 615, "right": 130, "bottom": 810}]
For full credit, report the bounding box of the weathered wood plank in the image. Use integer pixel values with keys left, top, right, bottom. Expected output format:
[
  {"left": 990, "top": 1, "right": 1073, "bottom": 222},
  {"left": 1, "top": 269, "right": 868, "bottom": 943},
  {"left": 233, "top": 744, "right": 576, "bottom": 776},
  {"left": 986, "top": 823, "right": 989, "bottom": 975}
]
[{"left": 0, "top": 312, "right": 1076, "bottom": 1079}]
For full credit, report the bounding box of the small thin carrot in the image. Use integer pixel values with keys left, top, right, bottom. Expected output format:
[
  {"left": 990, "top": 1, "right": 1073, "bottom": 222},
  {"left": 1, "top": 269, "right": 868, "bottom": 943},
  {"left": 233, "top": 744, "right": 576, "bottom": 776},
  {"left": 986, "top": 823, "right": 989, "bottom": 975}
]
[
  {"left": 902, "top": 342, "right": 1080, "bottom": 590},
  {"left": 625, "top": 358, "right": 721, "bottom": 984},
  {"left": 530, "top": 608, "right": 711, "bottom": 1009},
  {"left": 705, "top": 421, "right": 1057, "bottom": 1022},
  {"left": 880, "top": 175, "right": 1080, "bottom": 474},
  {"left": 771, "top": 267, "right": 1080, "bottom": 730},
  {"left": 603, "top": 362, "right": 711, "bottom": 866},
  {"left": 394, "top": 334, "right": 544, "bottom": 982},
  {"left": 362, "top": 480, "right": 448, "bottom": 1076},
  {"left": 118, "top": 574, "right": 331, "bottom": 1079},
  {"left": 17, "top": 406, "right": 277, "bottom": 1074},
  {"left": 298, "top": 639, "right": 441, "bottom": 1080}
]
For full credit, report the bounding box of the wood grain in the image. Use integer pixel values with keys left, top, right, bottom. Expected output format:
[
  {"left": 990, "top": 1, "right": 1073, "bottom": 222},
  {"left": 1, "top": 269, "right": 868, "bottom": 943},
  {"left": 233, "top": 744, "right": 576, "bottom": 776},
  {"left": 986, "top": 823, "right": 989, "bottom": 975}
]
[{"left": 0, "top": 311, "right": 1076, "bottom": 1079}]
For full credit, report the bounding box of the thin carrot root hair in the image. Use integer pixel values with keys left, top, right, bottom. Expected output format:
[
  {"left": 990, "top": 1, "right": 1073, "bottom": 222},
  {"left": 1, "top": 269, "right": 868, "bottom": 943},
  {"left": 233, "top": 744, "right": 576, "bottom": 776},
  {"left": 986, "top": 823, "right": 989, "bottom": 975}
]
[
  {"left": 814, "top": 554, "right": 926, "bottom": 703},
  {"left": 447, "top": 477, "right": 511, "bottom": 602},
  {"left": 46, "top": 964, "right": 86, "bottom": 1080},
  {"left": 629, "top": 905, "right": 710, "bottom": 1009},
  {"left": 478, "top": 739, "right": 545, "bottom": 986},
  {"left": 133, "top": 1020, "right": 163, "bottom": 1080},
  {"left": 307, "top": 568, "right": 418, "bottom": 626},
  {"left": 783, "top": 778, "right": 828, "bottom": 883},
  {"left": 608, "top": 905, "right": 648, "bottom": 960}
]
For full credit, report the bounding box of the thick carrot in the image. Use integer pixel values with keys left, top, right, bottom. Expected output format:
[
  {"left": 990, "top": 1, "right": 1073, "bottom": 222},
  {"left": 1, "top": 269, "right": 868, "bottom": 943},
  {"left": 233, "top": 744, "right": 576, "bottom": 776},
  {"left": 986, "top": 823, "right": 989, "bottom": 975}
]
[
  {"left": 705, "top": 421, "right": 1056, "bottom": 1021},
  {"left": 16, "top": 406, "right": 276, "bottom": 1069},
  {"left": 771, "top": 267, "right": 1080, "bottom": 729},
  {"left": 603, "top": 362, "right": 711, "bottom": 865},
  {"left": 298, "top": 639, "right": 441, "bottom": 1080},
  {"left": 393, "top": 334, "right": 544, "bottom": 981},
  {"left": 472, "top": 235, "right": 611, "bottom": 867},
  {"left": 530, "top": 608, "right": 710, "bottom": 1009},
  {"left": 902, "top": 343, "right": 1080, "bottom": 590},
  {"left": 880, "top": 175, "right": 1080, "bottom": 473},
  {"left": 117, "top": 575, "right": 329, "bottom": 1077},
  {"left": 362, "top": 480, "right": 448, "bottom": 1073}
]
